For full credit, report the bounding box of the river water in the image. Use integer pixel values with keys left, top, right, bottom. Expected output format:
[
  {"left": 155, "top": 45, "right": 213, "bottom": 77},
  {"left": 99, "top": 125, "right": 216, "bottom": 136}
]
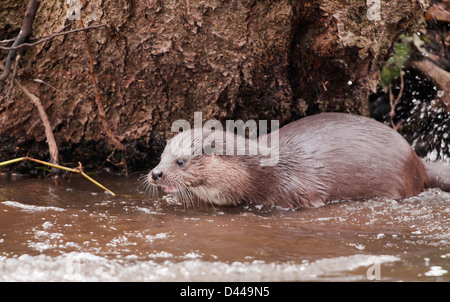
[{"left": 0, "top": 173, "right": 449, "bottom": 281}]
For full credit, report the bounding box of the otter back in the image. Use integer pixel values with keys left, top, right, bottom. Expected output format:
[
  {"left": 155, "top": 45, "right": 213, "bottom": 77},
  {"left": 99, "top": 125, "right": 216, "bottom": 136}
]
[{"left": 270, "top": 112, "right": 428, "bottom": 207}]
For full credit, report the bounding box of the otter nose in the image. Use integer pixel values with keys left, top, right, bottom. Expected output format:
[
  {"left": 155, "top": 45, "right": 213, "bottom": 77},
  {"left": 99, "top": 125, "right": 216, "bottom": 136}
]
[{"left": 151, "top": 169, "right": 163, "bottom": 181}]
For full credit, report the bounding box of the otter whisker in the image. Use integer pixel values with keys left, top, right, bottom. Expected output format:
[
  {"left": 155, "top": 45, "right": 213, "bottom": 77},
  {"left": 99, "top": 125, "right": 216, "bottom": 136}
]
[
  {"left": 146, "top": 183, "right": 158, "bottom": 199},
  {"left": 138, "top": 173, "right": 156, "bottom": 198},
  {"left": 196, "top": 185, "right": 217, "bottom": 211},
  {"left": 178, "top": 182, "right": 195, "bottom": 209},
  {"left": 163, "top": 178, "right": 192, "bottom": 208},
  {"left": 180, "top": 186, "right": 191, "bottom": 210},
  {"left": 136, "top": 174, "right": 147, "bottom": 191},
  {"left": 174, "top": 183, "right": 189, "bottom": 209}
]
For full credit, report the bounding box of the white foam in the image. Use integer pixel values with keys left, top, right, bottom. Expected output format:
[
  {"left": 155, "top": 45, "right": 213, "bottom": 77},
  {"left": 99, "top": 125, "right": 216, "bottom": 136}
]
[
  {"left": 145, "top": 232, "right": 170, "bottom": 242},
  {"left": 134, "top": 206, "right": 162, "bottom": 215},
  {"left": 1, "top": 201, "right": 65, "bottom": 213},
  {"left": 0, "top": 253, "right": 399, "bottom": 282},
  {"left": 42, "top": 222, "right": 54, "bottom": 229},
  {"left": 424, "top": 266, "right": 448, "bottom": 277}
]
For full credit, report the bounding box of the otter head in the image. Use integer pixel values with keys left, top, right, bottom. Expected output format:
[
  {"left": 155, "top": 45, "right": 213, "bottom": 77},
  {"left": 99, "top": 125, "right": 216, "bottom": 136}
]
[{"left": 147, "top": 129, "right": 250, "bottom": 206}]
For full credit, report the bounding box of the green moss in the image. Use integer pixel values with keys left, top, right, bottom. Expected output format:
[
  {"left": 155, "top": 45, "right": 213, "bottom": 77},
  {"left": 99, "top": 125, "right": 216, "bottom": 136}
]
[{"left": 380, "top": 34, "right": 410, "bottom": 88}]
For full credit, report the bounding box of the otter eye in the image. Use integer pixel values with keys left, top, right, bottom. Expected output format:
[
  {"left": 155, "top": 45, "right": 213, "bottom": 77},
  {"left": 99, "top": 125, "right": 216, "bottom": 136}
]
[{"left": 175, "top": 159, "right": 185, "bottom": 167}]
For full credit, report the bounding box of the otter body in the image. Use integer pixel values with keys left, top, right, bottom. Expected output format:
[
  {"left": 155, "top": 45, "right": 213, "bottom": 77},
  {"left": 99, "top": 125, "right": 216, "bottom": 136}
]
[{"left": 148, "top": 113, "right": 449, "bottom": 209}]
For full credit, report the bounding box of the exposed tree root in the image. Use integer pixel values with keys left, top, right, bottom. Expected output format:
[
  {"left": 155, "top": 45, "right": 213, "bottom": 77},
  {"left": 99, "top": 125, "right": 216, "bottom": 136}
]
[
  {"left": 0, "top": 0, "right": 41, "bottom": 93},
  {"left": 14, "top": 80, "right": 59, "bottom": 165},
  {"left": 79, "top": 18, "right": 126, "bottom": 152},
  {"left": 410, "top": 59, "right": 450, "bottom": 112}
]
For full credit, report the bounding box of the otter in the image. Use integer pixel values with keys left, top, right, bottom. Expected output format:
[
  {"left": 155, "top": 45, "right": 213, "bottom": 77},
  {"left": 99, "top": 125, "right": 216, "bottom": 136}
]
[{"left": 147, "top": 112, "right": 450, "bottom": 209}]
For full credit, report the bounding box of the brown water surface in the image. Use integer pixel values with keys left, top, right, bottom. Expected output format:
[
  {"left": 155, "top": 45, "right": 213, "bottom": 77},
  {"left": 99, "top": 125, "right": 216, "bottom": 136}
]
[{"left": 0, "top": 174, "right": 449, "bottom": 281}]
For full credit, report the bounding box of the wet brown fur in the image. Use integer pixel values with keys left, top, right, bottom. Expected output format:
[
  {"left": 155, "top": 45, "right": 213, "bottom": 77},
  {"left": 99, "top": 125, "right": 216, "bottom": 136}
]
[{"left": 147, "top": 113, "right": 449, "bottom": 209}]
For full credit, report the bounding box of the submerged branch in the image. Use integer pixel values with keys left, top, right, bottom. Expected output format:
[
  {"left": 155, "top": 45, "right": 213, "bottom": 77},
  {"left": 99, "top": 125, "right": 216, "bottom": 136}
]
[{"left": 0, "top": 156, "right": 116, "bottom": 196}]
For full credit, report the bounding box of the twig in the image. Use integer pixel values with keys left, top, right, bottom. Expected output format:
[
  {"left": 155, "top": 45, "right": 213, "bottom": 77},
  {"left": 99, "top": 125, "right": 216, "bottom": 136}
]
[
  {"left": 33, "top": 79, "right": 59, "bottom": 91},
  {"left": 1, "top": 24, "right": 107, "bottom": 98},
  {"left": 0, "top": 37, "right": 16, "bottom": 45},
  {"left": 0, "top": 0, "right": 41, "bottom": 93},
  {"left": 0, "top": 24, "right": 109, "bottom": 51},
  {"left": 79, "top": 18, "right": 125, "bottom": 151},
  {"left": 389, "top": 70, "right": 404, "bottom": 130},
  {"left": 14, "top": 80, "right": 59, "bottom": 165},
  {"left": 106, "top": 148, "right": 129, "bottom": 176},
  {"left": 5, "top": 54, "right": 21, "bottom": 100},
  {"left": 0, "top": 156, "right": 116, "bottom": 196}
]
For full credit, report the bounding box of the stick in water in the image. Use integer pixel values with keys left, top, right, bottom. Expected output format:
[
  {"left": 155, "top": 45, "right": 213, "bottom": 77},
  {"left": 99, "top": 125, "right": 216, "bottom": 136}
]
[{"left": 0, "top": 156, "right": 116, "bottom": 196}]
